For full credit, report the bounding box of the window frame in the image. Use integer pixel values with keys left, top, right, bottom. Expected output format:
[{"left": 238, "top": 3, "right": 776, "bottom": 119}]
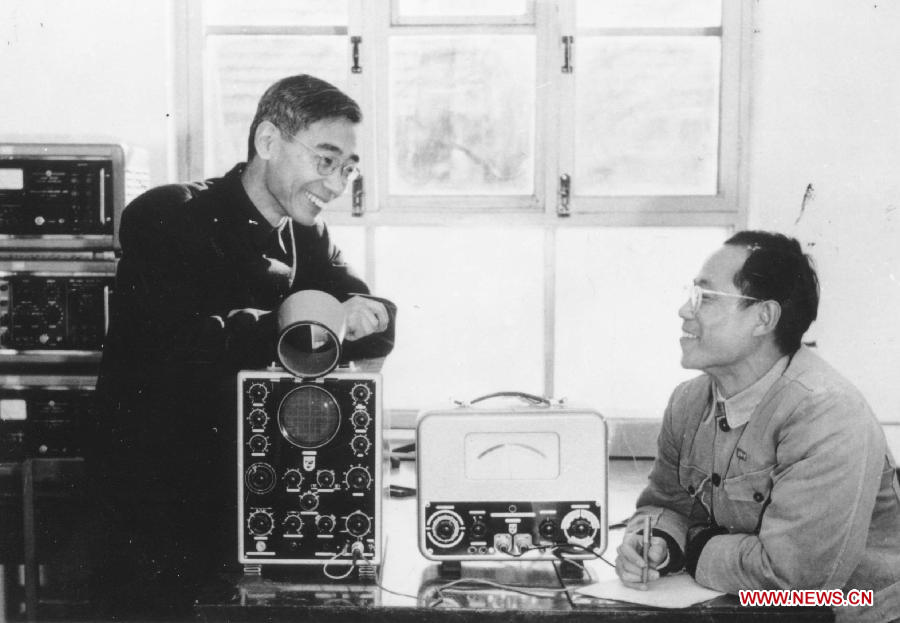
[{"left": 172, "top": 0, "right": 753, "bottom": 424}]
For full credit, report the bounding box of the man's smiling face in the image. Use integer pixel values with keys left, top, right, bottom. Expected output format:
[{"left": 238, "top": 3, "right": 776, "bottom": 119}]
[
  {"left": 263, "top": 117, "right": 359, "bottom": 226},
  {"left": 678, "top": 244, "right": 762, "bottom": 377}
]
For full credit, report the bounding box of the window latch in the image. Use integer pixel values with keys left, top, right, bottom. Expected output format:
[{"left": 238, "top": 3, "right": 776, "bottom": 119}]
[
  {"left": 351, "top": 36, "right": 362, "bottom": 74},
  {"left": 561, "top": 36, "right": 574, "bottom": 74},
  {"left": 352, "top": 175, "right": 364, "bottom": 216},
  {"left": 558, "top": 174, "right": 571, "bottom": 217}
]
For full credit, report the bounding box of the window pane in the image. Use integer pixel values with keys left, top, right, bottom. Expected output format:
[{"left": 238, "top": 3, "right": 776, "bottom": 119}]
[
  {"left": 576, "top": 0, "right": 721, "bottom": 28},
  {"left": 374, "top": 227, "right": 544, "bottom": 410},
  {"left": 204, "top": 0, "right": 348, "bottom": 27},
  {"left": 389, "top": 36, "right": 535, "bottom": 195},
  {"left": 575, "top": 37, "right": 720, "bottom": 196},
  {"left": 555, "top": 227, "right": 729, "bottom": 418},
  {"left": 205, "top": 36, "right": 348, "bottom": 177},
  {"left": 396, "top": 0, "right": 529, "bottom": 19}
]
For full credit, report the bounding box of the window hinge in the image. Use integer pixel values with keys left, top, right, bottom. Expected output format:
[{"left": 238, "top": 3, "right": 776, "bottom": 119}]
[
  {"left": 558, "top": 174, "right": 571, "bottom": 217},
  {"left": 352, "top": 175, "right": 365, "bottom": 216},
  {"left": 561, "top": 36, "right": 574, "bottom": 74},
  {"left": 351, "top": 36, "right": 362, "bottom": 74}
]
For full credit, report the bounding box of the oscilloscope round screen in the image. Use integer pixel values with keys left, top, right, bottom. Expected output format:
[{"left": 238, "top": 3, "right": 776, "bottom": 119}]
[{"left": 277, "top": 385, "right": 341, "bottom": 448}]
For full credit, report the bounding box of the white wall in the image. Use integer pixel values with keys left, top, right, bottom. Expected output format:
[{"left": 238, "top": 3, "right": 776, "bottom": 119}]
[
  {"left": 0, "top": 0, "right": 172, "bottom": 185},
  {"left": 748, "top": 0, "right": 900, "bottom": 422},
  {"left": 1, "top": 0, "right": 897, "bottom": 423}
]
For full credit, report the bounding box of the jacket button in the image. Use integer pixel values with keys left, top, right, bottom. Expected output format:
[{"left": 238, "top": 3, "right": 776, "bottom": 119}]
[
  {"left": 753, "top": 492, "right": 764, "bottom": 503},
  {"left": 711, "top": 473, "right": 721, "bottom": 486},
  {"left": 718, "top": 418, "right": 731, "bottom": 432},
  {"left": 687, "top": 485, "right": 695, "bottom": 495}
]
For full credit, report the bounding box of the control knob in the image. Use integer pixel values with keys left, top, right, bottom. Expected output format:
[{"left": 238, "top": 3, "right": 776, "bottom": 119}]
[
  {"left": 283, "top": 468, "right": 303, "bottom": 490},
  {"left": 345, "top": 511, "right": 372, "bottom": 537},
  {"left": 283, "top": 512, "right": 303, "bottom": 535},
  {"left": 351, "top": 408, "right": 370, "bottom": 429},
  {"left": 247, "top": 434, "right": 269, "bottom": 454},
  {"left": 248, "top": 382, "right": 269, "bottom": 403},
  {"left": 247, "top": 509, "right": 274, "bottom": 537},
  {"left": 351, "top": 383, "right": 371, "bottom": 404},
  {"left": 568, "top": 518, "right": 592, "bottom": 539},
  {"left": 316, "top": 514, "right": 336, "bottom": 534},
  {"left": 44, "top": 303, "right": 63, "bottom": 326},
  {"left": 539, "top": 519, "right": 560, "bottom": 541},
  {"left": 316, "top": 469, "right": 336, "bottom": 489},
  {"left": 299, "top": 491, "right": 320, "bottom": 512},
  {"left": 561, "top": 509, "right": 600, "bottom": 547},
  {"left": 470, "top": 518, "right": 488, "bottom": 540},
  {"left": 244, "top": 463, "right": 276, "bottom": 495},
  {"left": 344, "top": 466, "right": 371, "bottom": 491},
  {"left": 350, "top": 435, "right": 371, "bottom": 456},
  {"left": 248, "top": 409, "right": 268, "bottom": 429},
  {"left": 427, "top": 510, "right": 464, "bottom": 548}
]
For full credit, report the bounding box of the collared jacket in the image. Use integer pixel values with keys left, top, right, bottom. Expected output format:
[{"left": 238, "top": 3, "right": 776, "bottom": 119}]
[
  {"left": 633, "top": 347, "right": 900, "bottom": 622},
  {"left": 87, "top": 164, "right": 395, "bottom": 615}
]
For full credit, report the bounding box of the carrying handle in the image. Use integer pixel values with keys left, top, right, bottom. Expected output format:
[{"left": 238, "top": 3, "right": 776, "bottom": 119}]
[{"left": 467, "top": 391, "right": 552, "bottom": 407}]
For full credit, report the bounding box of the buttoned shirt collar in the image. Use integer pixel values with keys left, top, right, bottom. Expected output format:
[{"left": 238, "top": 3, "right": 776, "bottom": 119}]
[{"left": 713, "top": 355, "right": 790, "bottom": 429}]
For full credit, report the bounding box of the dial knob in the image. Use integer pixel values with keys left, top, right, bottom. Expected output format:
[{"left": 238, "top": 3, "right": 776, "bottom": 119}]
[
  {"left": 568, "top": 518, "right": 592, "bottom": 539},
  {"left": 561, "top": 509, "right": 600, "bottom": 547},
  {"left": 247, "top": 434, "right": 269, "bottom": 454},
  {"left": 539, "top": 519, "right": 559, "bottom": 541},
  {"left": 351, "top": 383, "right": 371, "bottom": 404},
  {"left": 316, "top": 469, "right": 336, "bottom": 489},
  {"left": 248, "top": 409, "right": 268, "bottom": 429},
  {"left": 244, "top": 463, "right": 276, "bottom": 495},
  {"left": 427, "top": 510, "right": 464, "bottom": 548},
  {"left": 44, "top": 304, "right": 62, "bottom": 326},
  {"left": 247, "top": 510, "right": 274, "bottom": 537},
  {"left": 283, "top": 469, "right": 303, "bottom": 490},
  {"left": 316, "top": 514, "right": 336, "bottom": 534},
  {"left": 351, "top": 408, "right": 370, "bottom": 429},
  {"left": 345, "top": 511, "right": 371, "bottom": 537},
  {"left": 248, "top": 382, "right": 269, "bottom": 403},
  {"left": 345, "top": 466, "right": 371, "bottom": 491},
  {"left": 350, "top": 435, "right": 371, "bottom": 456},
  {"left": 470, "top": 519, "right": 488, "bottom": 539},
  {"left": 283, "top": 512, "right": 303, "bottom": 535},
  {"left": 299, "top": 492, "right": 320, "bottom": 512}
]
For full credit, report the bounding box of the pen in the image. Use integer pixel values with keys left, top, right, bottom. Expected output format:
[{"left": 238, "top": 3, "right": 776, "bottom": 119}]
[{"left": 641, "top": 514, "right": 651, "bottom": 584}]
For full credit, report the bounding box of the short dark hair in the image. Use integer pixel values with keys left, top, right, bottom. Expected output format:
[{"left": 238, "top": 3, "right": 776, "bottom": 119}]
[
  {"left": 246, "top": 74, "right": 362, "bottom": 160},
  {"left": 725, "top": 231, "right": 819, "bottom": 355}
]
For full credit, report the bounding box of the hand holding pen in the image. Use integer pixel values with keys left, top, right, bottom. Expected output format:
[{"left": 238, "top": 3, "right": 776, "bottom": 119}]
[{"left": 613, "top": 515, "right": 669, "bottom": 590}]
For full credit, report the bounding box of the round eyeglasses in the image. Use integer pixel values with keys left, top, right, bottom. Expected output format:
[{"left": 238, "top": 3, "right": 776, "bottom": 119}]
[{"left": 293, "top": 139, "right": 361, "bottom": 183}]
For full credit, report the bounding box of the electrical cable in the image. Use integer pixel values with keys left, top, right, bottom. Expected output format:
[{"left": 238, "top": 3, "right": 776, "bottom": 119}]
[
  {"left": 322, "top": 544, "right": 355, "bottom": 580},
  {"left": 371, "top": 535, "right": 423, "bottom": 601},
  {"left": 427, "top": 577, "right": 574, "bottom": 608}
]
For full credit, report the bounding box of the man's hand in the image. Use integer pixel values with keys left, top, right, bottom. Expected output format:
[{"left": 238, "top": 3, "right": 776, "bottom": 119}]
[
  {"left": 615, "top": 531, "right": 669, "bottom": 590},
  {"left": 342, "top": 296, "right": 389, "bottom": 342}
]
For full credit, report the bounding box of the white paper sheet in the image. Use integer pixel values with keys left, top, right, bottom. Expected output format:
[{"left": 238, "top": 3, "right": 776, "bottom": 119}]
[{"left": 574, "top": 573, "right": 725, "bottom": 609}]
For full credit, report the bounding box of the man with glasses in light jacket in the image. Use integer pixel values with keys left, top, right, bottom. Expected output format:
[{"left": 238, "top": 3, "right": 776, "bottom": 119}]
[{"left": 616, "top": 231, "right": 900, "bottom": 622}]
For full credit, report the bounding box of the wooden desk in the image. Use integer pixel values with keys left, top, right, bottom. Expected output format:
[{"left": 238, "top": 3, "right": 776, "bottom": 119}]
[{"left": 196, "top": 450, "right": 833, "bottom": 622}]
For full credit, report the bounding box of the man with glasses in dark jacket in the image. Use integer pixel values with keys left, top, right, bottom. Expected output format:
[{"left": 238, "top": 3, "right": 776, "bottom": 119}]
[{"left": 89, "top": 74, "right": 395, "bottom": 617}]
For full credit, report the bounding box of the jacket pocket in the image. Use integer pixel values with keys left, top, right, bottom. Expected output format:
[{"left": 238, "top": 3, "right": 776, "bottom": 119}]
[{"left": 721, "top": 465, "right": 775, "bottom": 532}]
